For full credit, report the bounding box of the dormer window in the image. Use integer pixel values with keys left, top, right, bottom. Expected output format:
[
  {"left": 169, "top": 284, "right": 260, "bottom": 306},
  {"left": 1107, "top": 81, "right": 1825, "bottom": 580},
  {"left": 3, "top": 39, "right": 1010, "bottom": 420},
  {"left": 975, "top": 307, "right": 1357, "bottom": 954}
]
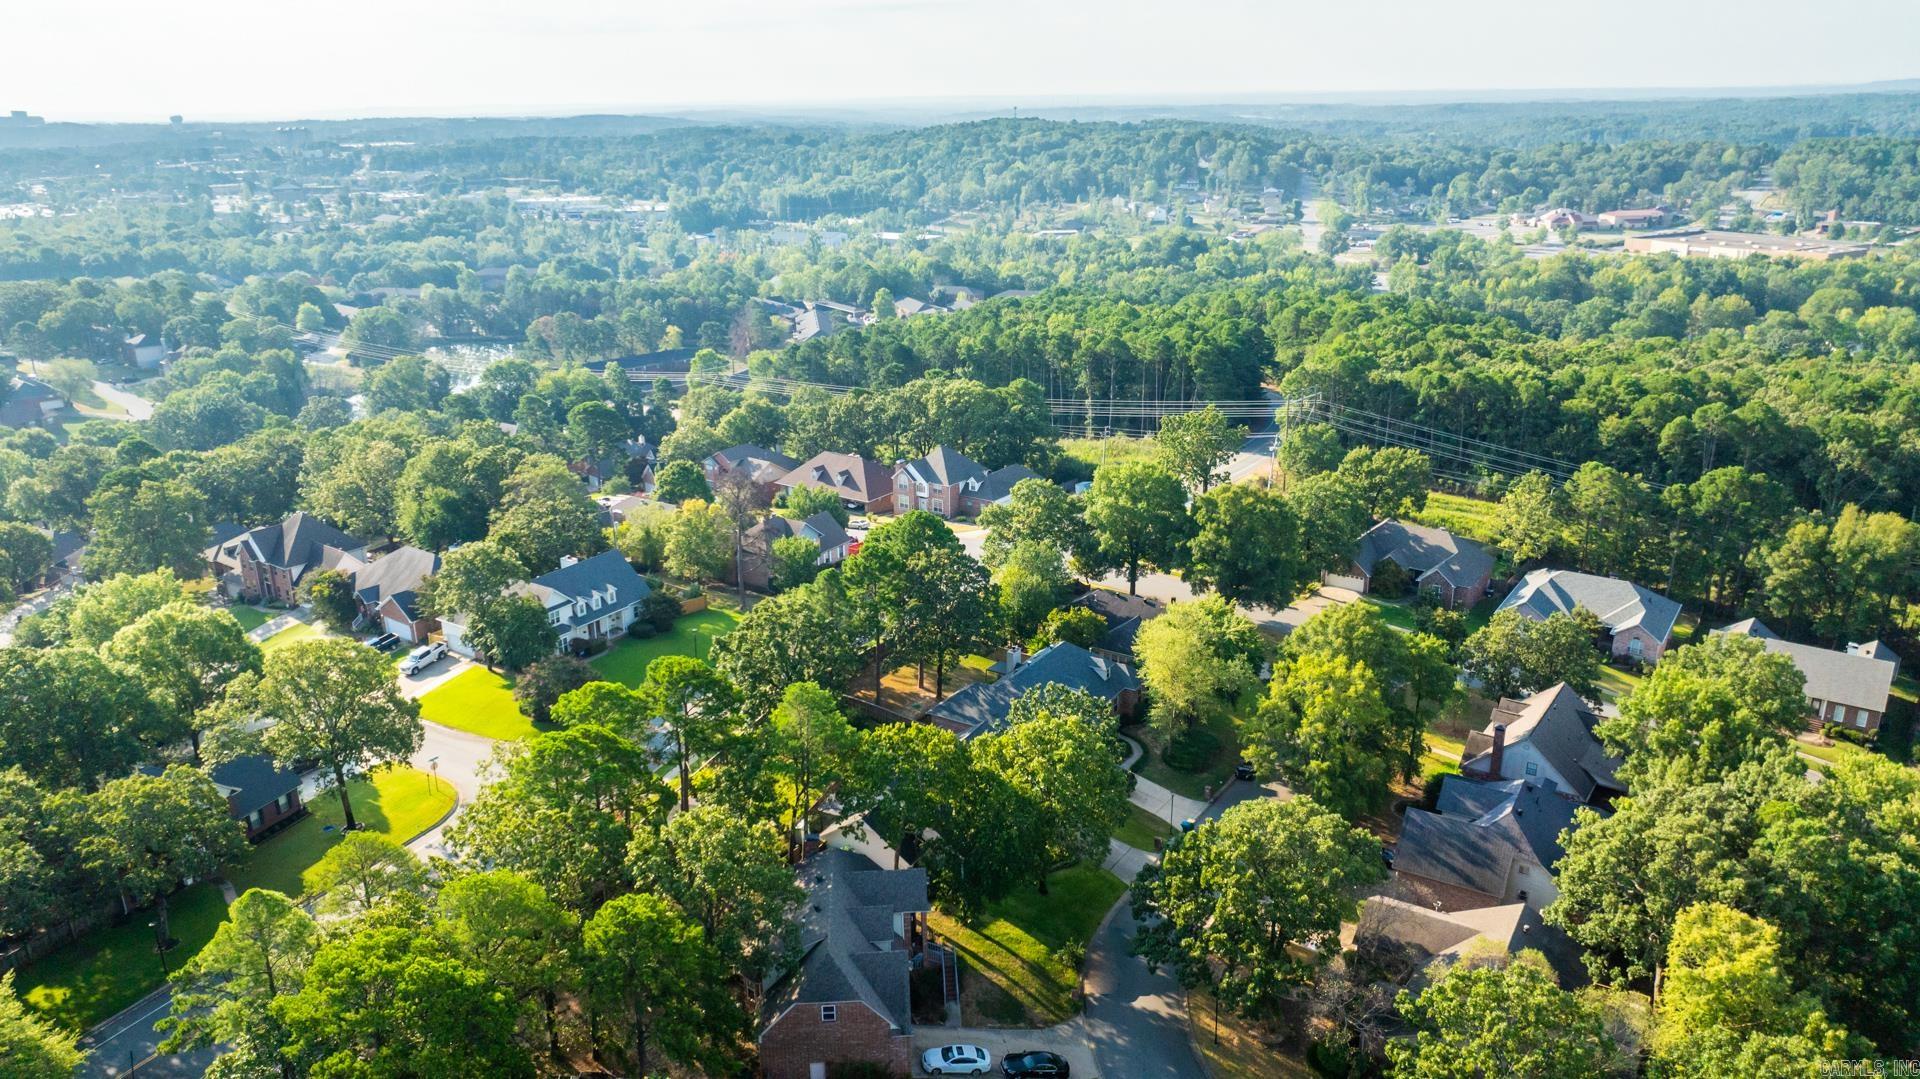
[{"left": 575, "top": 600, "right": 587, "bottom": 616}]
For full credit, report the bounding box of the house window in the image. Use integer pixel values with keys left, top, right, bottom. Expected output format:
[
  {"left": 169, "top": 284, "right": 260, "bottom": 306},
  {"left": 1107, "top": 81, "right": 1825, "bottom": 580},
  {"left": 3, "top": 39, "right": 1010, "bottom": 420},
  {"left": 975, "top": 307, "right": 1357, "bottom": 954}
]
[
  {"left": 1856, "top": 708, "right": 1870, "bottom": 729},
  {"left": 932, "top": 500, "right": 944, "bottom": 512},
  {"left": 819, "top": 1004, "right": 837, "bottom": 1023},
  {"left": 1626, "top": 636, "right": 1643, "bottom": 658},
  {"left": 1524, "top": 762, "right": 1538, "bottom": 776}
]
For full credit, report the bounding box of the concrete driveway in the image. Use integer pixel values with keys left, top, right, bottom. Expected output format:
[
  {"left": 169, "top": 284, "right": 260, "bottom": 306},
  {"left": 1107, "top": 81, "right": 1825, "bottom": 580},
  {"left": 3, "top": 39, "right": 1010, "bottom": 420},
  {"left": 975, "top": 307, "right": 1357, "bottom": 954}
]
[
  {"left": 914, "top": 899, "right": 1200, "bottom": 1079},
  {"left": 396, "top": 653, "right": 470, "bottom": 699}
]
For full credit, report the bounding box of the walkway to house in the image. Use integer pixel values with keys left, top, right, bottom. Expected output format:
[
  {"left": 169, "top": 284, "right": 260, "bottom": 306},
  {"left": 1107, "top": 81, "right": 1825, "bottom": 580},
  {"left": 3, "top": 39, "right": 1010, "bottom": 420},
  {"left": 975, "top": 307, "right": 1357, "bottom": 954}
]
[
  {"left": 0, "top": 573, "right": 78, "bottom": 645},
  {"left": 246, "top": 607, "right": 313, "bottom": 642},
  {"left": 1118, "top": 734, "right": 1209, "bottom": 825}
]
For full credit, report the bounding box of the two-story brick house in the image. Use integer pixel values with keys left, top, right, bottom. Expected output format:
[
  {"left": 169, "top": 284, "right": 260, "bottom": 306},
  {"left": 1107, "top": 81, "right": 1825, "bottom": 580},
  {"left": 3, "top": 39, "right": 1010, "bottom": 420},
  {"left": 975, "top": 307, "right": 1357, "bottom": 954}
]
[
  {"left": 891, "top": 445, "right": 1040, "bottom": 519},
  {"left": 760, "top": 848, "right": 930, "bottom": 1079},
  {"left": 205, "top": 511, "right": 368, "bottom": 606}
]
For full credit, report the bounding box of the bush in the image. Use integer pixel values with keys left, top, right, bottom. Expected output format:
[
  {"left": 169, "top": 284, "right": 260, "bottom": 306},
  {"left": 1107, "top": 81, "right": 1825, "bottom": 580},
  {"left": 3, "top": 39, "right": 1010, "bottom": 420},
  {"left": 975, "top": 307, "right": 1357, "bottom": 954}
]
[
  {"left": 1830, "top": 725, "right": 1872, "bottom": 746},
  {"left": 637, "top": 591, "right": 681, "bottom": 635},
  {"left": 1162, "top": 726, "right": 1221, "bottom": 772},
  {"left": 513, "top": 654, "right": 596, "bottom": 723},
  {"left": 572, "top": 637, "right": 610, "bottom": 657},
  {"left": 1370, "top": 558, "right": 1413, "bottom": 597}
]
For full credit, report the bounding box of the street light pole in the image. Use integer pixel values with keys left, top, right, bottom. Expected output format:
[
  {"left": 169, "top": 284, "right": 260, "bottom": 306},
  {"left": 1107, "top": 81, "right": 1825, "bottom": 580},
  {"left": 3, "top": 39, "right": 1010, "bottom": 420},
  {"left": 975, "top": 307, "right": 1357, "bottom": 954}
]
[{"left": 148, "top": 920, "right": 171, "bottom": 979}]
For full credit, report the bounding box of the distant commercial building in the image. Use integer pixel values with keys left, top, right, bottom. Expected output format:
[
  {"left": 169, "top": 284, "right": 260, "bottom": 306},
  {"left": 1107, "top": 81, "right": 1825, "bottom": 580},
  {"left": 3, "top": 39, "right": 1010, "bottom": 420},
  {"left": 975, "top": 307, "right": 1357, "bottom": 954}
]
[
  {"left": 1596, "top": 207, "right": 1672, "bottom": 229},
  {"left": 1623, "top": 228, "right": 1870, "bottom": 262}
]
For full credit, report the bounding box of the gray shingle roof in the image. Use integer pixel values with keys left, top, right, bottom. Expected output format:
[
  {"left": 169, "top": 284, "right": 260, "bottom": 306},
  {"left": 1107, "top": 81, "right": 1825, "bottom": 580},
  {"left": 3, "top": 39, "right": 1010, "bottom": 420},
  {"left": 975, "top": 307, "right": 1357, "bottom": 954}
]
[
  {"left": 1355, "top": 519, "right": 1494, "bottom": 589},
  {"left": 713, "top": 444, "right": 800, "bottom": 485},
  {"left": 209, "top": 754, "right": 306, "bottom": 818},
  {"left": 1496, "top": 569, "right": 1682, "bottom": 642},
  {"left": 980, "top": 464, "right": 1040, "bottom": 503},
  {"left": 522, "top": 550, "right": 650, "bottom": 631},
  {"left": 901, "top": 445, "right": 986, "bottom": 488},
  {"left": 927, "top": 641, "right": 1138, "bottom": 739},
  {"left": 1461, "top": 683, "right": 1623, "bottom": 802},
  {"left": 1395, "top": 776, "right": 1580, "bottom": 899},
  {"left": 747, "top": 512, "right": 850, "bottom": 555},
  {"left": 1071, "top": 588, "right": 1165, "bottom": 657},
  {"left": 764, "top": 847, "right": 929, "bottom": 1035},
  {"left": 349, "top": 545, "right": 440, "bottom": 621},
  {"left": 1715, "top": 623, "right": 1896, "bottom": 713}
]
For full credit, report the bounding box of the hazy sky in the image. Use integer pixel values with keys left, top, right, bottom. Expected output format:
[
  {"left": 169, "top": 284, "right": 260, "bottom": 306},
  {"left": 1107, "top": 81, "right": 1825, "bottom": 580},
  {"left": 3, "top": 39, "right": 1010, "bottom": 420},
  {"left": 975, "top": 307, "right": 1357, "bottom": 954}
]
[{"left": 8, "top": 0, "right": 1919, "bottom": 122}]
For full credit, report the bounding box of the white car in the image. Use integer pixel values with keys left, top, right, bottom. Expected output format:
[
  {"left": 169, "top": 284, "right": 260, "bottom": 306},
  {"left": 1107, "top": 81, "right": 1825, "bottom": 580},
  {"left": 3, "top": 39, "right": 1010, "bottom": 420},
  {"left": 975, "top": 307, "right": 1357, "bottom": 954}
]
[
  {"left": 399, "top": 641, "right": 447, "bottom": 676},
  {"left": 921, "top": 1044, "right": 991, "bottom": 1075}
]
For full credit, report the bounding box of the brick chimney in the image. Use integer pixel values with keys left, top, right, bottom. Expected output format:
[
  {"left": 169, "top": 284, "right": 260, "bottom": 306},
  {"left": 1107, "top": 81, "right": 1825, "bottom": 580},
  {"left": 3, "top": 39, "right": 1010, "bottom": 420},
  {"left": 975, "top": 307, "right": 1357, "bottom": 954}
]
[{"left": 1488, "top": 723, "right": 1507, "bottom": 777}]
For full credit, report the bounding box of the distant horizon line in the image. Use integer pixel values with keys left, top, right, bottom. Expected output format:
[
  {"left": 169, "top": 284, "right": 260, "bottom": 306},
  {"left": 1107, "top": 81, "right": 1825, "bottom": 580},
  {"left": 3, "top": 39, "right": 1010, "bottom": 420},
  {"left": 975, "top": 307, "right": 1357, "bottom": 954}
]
[{"left": 16, "top": 75, "right": 1920, "bottom": 127}]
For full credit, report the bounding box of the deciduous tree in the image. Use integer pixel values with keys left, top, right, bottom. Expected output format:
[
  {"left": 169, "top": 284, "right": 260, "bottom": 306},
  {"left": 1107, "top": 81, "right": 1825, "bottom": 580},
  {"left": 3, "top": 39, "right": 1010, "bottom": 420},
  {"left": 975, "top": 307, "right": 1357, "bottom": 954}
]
[
  {"left": 1386, "top": 955, "right": 1613, "bottom": 1079},
  {"left": 1083, "top": 461, "right": 1193, "bottom": 594},
  {"left": 582, "top": 893, "right": 740, "bottom": 1077},
  {"left": 1133, "top": 797, "right": 1383, "bottom": 1019},
  {"left": 252, "top": 639, "right": 424, "bottom": 832}
]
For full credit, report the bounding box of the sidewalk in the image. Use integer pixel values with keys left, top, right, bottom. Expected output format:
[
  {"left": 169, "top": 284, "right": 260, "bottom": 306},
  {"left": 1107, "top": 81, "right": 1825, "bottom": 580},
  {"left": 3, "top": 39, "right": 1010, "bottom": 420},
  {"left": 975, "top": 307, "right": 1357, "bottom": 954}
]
[{"left": 245, "top": 606, "right": 313, "bottom": 642}]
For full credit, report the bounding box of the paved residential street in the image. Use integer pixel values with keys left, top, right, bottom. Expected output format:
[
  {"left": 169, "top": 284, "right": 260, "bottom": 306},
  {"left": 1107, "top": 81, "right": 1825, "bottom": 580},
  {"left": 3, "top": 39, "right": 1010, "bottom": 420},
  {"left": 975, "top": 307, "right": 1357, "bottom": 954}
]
[
  {"left": 91, "top": 381, "right": 156, "bottom": 420},
  {"left": 76, "top": 988, "right": 214, "bottom": 1078},
  {"left": 911, "top": 899, "right": 1201, "bottom": 1079}
]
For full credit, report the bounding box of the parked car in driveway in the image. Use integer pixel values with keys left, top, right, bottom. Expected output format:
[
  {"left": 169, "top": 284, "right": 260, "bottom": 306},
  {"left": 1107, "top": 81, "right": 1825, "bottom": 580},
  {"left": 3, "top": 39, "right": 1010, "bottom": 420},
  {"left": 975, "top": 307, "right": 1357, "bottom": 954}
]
[
  {"left": 399, "top": 641, "right": 447, "bottom": 675},
  {"left": 364, "top": 632, "right": 401, "bottom": 653},
  {"left": 1003, "top": 1050, "right": 1070, "bottom": 1077},
  {"left": 922, "top": 1043, "right": 992, "bottom": 1075}
]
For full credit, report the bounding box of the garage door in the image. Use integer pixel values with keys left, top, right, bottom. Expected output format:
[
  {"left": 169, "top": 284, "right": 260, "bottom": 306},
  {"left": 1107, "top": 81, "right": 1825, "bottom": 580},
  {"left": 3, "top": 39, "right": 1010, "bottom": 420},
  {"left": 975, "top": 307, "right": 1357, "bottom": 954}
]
[
  {"left": 1322, "top": 572, "right": 1367, "bottom": 592},
  {"left": 383, "top": 616, "right": 415, "bottom": 642}
]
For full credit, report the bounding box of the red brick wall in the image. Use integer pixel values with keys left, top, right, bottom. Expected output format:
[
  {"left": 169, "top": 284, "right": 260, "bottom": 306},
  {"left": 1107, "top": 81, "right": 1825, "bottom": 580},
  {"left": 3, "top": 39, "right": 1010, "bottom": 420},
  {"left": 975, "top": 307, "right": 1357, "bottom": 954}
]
[{"left": 760, "top": 1001, "right": 909, "bottom": 1079}]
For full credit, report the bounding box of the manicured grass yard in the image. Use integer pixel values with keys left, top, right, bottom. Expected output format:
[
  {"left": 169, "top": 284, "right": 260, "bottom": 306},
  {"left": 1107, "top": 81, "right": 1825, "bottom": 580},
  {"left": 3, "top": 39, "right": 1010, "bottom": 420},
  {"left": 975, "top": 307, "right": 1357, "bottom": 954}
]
[
  {"left": 17, "top": 883, "right": 231, "bottom": 1032},
  {"left": 418, "top": 664, "right": 539, "bottom": 741},
  {"left": 226, "top": 766, "right": 455, "bottom": 898},
  {"left": 1358, "top": 593, "right": 1499, "bottom": 636},
  {"left": 1113, "top": 803, "right": 1174, "bottom": 851},
  {"left": 1133, "top": 712, "right": 1242, "bottom": 800},
  {"left": 261, "top": 621, "right": 322, "bottom": 651},
  {"left": 417, "top": 610, "right": 745, "bottom": 742},
  {"left": 18, "top": 766, "right": 452, "bottom": 1032},
  {"left": 1594, "top": 664, "right": 1644, "bottom": 701},
  {"left": 928, "top": 862, "right": 1126, "bottom": 1026},
  {"left": 222, "top": 604, "right": 271, "bottom": 632},
  {"left": 588, "top": 608, "right": 742, "bottom": 687}
]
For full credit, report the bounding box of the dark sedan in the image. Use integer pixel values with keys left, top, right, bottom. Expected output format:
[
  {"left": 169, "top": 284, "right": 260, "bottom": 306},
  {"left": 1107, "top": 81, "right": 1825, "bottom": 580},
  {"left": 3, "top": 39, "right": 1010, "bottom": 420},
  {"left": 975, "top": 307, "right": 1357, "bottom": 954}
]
[{"left": 1002, "top": 1050, "right": 1069, "bottom": 1078}]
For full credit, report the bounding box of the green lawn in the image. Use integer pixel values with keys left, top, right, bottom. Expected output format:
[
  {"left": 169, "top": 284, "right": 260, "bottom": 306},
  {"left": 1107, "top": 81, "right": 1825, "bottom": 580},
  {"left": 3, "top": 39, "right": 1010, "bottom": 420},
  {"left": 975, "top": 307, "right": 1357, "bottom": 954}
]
[
  {"left": 927, "top": 863, "right": 1127, "bottom": 1026},
  {"left": 1794, "top": 736, "right": 1877, "bottom": 769},
  {"left": 261, "top": 621, "right": 322, "bottom": 651},
  {"left": 1113, "top": 803, "right": 1174, "bottom": 851},
  {"left": 18, "top": 767, "right": 451, "bottom": 1032},
  {"left": 588, "top": 608, "right": 742, "bottom": 687},
  {"left": 16, "top": 883, "right": 231, "bottom": 1033},
  {"left": 1132, "top": 712, "right": 1242, "bottom": 800},
  {"left": 1595, "top": 664, "right": 1644, "bottom": 701},
  {"left": 227, "top": 766, "right": 455, "bottom": 897},
  {"left": 222, "top": 604, "right": 271, "bottom": 632},
  {"left": 418, "top": 664, "right": 539, "bottom": 741},
  {"left": 1357, "top": 593, "right": 1498, "bottom": 636},
  {"left": 1423, "top": 729, "right": 1466, "bottom": 760}
]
